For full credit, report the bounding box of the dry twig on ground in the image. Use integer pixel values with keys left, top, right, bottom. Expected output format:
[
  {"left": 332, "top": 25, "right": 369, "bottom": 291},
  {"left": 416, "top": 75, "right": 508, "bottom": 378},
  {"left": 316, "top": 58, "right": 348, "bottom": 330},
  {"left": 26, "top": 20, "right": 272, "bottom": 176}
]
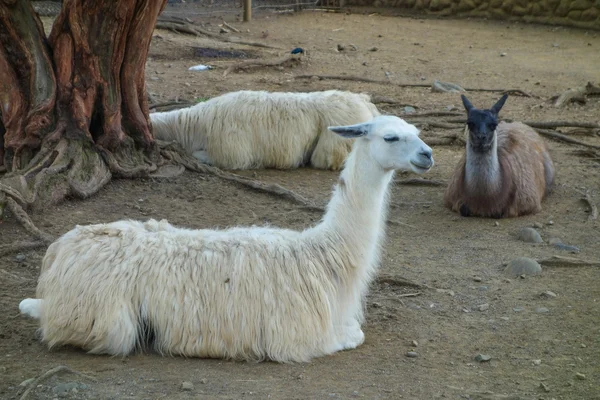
[
  {"left": 223, "top": 54, "right": 301, "bottom": 76},
  {"left": 402, "top": 111, "right": 464, "bottom": 118},
  {"left": 158, "top": 142, "right": 319, "bottom": 209},
  {"left": 155, "top": 17, "right": 279, "bottom": 49},
  {"left": 221, "top": 20, "right": 240, "bottom": 33},
  {"left": 534, "top": 128, "right": 600, "bottom": 150},
  {"left": 521, "top": 120, "right": 600, "bottom": 130},
  {"left": 413, "top": 121, "right": 463, "bottom": 130},
  {"left": 538, "top": 255, "right": 600, "bottom": 268},
  {"left": 149, "top": 100, "right": 196, "bottom": 112},
  {"left": 19, "top": 365, "right": 97, "bottom": 400},
  {"left": 376, "top": 275, "right": 426, "bottom": 289},
  {"left": 0, "top": 240, "right": 47, "bottom": 257},
  {"left": 554, "top": 82, "right": 600, "bottom": 107},
  {"left": 395, "top": 178, "right": 446, "bottom": 186},
  {"left": 294, "top": 75, "right": 533, "bottom": 96}
]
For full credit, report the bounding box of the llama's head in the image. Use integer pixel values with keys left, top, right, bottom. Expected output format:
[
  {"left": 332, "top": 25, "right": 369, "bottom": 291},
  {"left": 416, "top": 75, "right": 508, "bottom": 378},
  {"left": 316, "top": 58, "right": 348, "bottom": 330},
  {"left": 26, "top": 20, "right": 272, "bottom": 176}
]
[
  {"left": 461, "top": 94, "right": 508, "bottom": 153},
  {"left": 328, "top": 115, "right": 434, "bottom": 173}
]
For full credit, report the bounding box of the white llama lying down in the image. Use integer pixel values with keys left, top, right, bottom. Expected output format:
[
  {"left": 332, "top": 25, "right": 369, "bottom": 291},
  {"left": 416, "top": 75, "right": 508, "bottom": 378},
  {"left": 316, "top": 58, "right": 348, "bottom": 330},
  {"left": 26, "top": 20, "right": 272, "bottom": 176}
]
[
  {"left": 150, "top": 89, "right": 381, "bottom": 170},
  {"left": 20, "top": 115, "right": 434, "bottom": 363}
]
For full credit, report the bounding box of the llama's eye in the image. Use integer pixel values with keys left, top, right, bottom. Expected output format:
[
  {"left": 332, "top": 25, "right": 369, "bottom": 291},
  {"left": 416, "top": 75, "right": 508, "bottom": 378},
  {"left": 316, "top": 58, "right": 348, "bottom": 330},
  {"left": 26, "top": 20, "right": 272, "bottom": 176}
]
[
  {"left": 383, "top": 135, "right": 400, "bottom": 142},
  {"left": 488, "top": 123, "right": 497, "bottom": 131}
]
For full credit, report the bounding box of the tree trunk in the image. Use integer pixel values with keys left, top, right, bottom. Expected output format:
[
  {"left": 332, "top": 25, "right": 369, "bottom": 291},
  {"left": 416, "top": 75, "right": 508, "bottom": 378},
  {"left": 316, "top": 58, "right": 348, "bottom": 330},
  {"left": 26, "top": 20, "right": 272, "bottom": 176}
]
[{"left": 0, "top": 0, "right": 167, "bottom": 213}]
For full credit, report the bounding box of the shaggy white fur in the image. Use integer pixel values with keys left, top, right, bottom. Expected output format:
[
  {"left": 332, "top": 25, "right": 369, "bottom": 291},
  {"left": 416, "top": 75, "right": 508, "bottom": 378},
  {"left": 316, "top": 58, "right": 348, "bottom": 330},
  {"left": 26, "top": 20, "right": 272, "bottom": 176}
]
[
  {"left": 20, "top": 115, "right": 434, "bottom": 363},
  {"left": 150, "top": 89, "right": 380, "bottom": 170}
]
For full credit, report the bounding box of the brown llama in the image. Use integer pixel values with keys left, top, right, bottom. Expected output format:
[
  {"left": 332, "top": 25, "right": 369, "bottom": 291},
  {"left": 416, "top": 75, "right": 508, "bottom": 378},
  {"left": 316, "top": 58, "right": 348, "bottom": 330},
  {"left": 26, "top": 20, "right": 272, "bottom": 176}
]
[{"left": 444, "top": 94, "right": 555, "bottom": 218}]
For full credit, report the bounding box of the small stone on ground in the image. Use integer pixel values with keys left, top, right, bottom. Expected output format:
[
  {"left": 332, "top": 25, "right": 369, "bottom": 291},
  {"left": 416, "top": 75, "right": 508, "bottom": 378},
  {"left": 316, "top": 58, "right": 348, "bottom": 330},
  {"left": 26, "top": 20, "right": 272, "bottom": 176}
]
[
  {"left": 517, "top": 227, "right": 543, "bottom": 243},
  {"left": 504, "top": 257, "right": 542, "bottom": 277}
]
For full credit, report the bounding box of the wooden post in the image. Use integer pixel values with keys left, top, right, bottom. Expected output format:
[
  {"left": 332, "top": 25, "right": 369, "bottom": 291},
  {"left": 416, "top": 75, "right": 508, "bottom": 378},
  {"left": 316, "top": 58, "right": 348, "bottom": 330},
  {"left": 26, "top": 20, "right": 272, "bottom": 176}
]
[{"left": 243, "top": 0, "right": 251, "bottom": 21}]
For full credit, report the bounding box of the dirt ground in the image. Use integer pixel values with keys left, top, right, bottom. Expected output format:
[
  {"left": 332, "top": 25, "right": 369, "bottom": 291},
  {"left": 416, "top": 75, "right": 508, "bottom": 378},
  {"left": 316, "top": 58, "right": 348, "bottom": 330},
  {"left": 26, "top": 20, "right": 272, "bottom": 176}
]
[{"left": 1, "top": 7, "right": 599, "bottom": 400}]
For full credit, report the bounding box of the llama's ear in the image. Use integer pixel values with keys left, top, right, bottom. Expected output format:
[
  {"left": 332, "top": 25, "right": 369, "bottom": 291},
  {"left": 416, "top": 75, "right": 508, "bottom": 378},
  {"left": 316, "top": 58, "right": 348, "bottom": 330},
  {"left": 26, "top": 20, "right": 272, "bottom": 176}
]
[
  {"left": 491, "top": 94, "right": 508, "bottom": 115},
  {"left": 328, "top": 121, "right": 371, "bottom": 138},
  {"left": 460, "top": 95, "right": 474, "bottom": 112}
]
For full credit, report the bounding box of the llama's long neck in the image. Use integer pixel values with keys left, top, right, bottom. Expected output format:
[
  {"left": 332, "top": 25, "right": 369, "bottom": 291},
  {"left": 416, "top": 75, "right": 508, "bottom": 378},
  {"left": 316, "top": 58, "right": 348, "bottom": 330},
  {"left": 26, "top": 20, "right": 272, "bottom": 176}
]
[
  {"left": 465, "top": 128, "right": 502, "bottom": 195},
  {"left": 150, "top": 105, "right": 207, "bottom": 152},
  {"left": 320, "top": 141, "right": 394, "bottom": 273}
]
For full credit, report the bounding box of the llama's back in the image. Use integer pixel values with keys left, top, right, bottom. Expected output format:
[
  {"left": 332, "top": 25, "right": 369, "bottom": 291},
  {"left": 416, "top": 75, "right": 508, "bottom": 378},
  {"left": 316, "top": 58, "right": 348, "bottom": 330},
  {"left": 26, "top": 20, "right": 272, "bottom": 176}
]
[
  {"left": 29, "top": 219, "right": 354, "bottom": 361},
  {"left": 151, "top": 90, "right": 379, "bottom": 170},
  {"left": 497, "top": 121, "right": 554, "bottom": 214},
  {"left": 205, "top": 90, "right": 379, "bottom": 170}
]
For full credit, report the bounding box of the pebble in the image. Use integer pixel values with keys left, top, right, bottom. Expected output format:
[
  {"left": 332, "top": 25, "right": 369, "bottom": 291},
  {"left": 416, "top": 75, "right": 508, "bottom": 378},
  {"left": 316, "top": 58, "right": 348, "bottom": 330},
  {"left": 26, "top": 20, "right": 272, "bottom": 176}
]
[
  {"left": 352, "top": 390, "right": 360, "bottom": 396},
  {"left": 200, "top": 378, "right": 208, "bottom": 384},
  {"left": 473, "top": 276, "right": 483, "bottom": 282},
  {"left": 411, "top": 340, "right": 419, "bottom": 347},
  {"left": 575, "top": 372, "right": 586, "bottom": 380},
  {"left": 406, "top": 351, "right": 418, "bottom": 358},
  {"left": 53, "top": 382, "right": 86, "bottom": 396},
  {"left": 493, "top": 221, "right": 500, "bottom": 227},
  {"left": 368, "top": 47, "right": 378, "bottom": 51},
  {"left": 548, "top": 237, "right": 562, "bottom": 246},
  {"left": 536, "top": 307, "right": 550, "bottom": 313},
  {"left": 474, "top": 354, "right": 491, "bottom": 362},
  {"left": 478, "top": 303, "right": 490, "bottom": 311},
  {"left": 436, "top": 288, "right": 455, "bottom": 296},
  {"left": 581, "top": 344, "right": 587, "bottom": 348},
  {"left": 403, "top": 106, "right": 416, "bottom": 114},
  {"left": 0, "top": 366, "right": 6, "bottom": 373},
  {"left": 533, "top": 222, "right": 544, "bottom": 229},
  {"left": 532, "top": 359, "right": 542, "bottom": 365},
  {"left": 181, "top": 381, "right": 194, "bottom": 391},
  {"left": 504, "top": 257, "right": 542, "bottom": 277},
  {"left": 541, "top": 290, "right": 557, "bottom": 298},
  {"left": 336, "top": 44, "right": 345, "bottom": 51},
  {"left": 517, "top": 227, "right": 543, "bottom": 243},
  {"left": 539, "top": 382, "right": 550, "bottom": 392},
  {"left": 500, "top": 52, "right": 507, "bottom": 56},
  {"left": 478, "top": 286, "right": 488, "bottom": 291},
  {"left": 431, "top": 80, "right": 465, "bottom": 93},
  {"left": 513, "top": 307, "right": 525, "bottom": 312},
  {"left": 15, "top": 254, "right": 26, "bottom": 262}
]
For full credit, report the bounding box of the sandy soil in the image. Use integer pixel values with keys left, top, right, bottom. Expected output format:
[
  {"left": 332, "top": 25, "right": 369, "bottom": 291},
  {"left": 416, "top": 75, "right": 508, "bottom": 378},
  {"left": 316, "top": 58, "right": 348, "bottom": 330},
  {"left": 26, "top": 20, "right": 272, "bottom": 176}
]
[{"left": 1, "top": 7, "right": 599, "bottom": 400}]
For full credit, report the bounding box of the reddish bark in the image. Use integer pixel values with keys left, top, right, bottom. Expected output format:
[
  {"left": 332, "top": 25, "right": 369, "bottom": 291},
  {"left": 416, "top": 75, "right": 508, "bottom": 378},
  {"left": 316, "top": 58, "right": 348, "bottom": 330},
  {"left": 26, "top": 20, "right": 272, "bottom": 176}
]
[
  {"left": 0, "top": 0, "right": 167, "bottom": 209},
  {"left": 0, "top": 0, "right": 56, "bottom": 168}
]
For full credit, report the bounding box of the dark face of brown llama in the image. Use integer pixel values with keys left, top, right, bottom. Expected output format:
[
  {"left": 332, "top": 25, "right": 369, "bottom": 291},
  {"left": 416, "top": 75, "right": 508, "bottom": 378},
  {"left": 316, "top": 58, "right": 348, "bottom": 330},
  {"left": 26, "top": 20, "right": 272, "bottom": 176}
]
[{"left": 461, "top": 94, "right": 509, "bottom": 153}]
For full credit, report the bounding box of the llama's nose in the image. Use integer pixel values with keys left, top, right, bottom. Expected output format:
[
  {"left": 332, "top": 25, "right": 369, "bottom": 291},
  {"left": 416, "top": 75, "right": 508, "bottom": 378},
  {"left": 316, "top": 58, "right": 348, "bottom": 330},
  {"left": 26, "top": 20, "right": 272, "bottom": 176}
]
[{"left": 419, "top": 149, "right": 433, "bottom": 160}]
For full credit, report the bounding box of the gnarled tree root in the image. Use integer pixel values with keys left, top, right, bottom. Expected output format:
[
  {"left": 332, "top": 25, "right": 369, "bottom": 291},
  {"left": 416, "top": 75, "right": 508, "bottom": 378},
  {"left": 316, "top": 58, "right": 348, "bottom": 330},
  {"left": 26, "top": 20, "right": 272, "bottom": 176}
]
[
  {"left": 158, "top": 141, "right": 321, "bottom": 210},
  {"left": 0, "top": 138, "right": 158, "bottom": 244},
  {"left": 0, "top": 240, "right": 47, "bottom": 257}
]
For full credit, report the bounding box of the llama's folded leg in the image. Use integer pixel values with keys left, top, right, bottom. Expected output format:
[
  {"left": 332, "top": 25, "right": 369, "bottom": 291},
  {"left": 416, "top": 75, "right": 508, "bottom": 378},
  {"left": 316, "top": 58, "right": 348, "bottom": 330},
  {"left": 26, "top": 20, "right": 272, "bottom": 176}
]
[
  {"left": 327, "top": 319, "right": 365, "bottom": 353},
  {"left": 340, "top": 319, "right": 365, "bottom": 350},
  {"left": 19, "top": 298, "right": 42, "bottom": 319},
  {"left": 192, "top": 150, "right": 213, "bottom": 165}
]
